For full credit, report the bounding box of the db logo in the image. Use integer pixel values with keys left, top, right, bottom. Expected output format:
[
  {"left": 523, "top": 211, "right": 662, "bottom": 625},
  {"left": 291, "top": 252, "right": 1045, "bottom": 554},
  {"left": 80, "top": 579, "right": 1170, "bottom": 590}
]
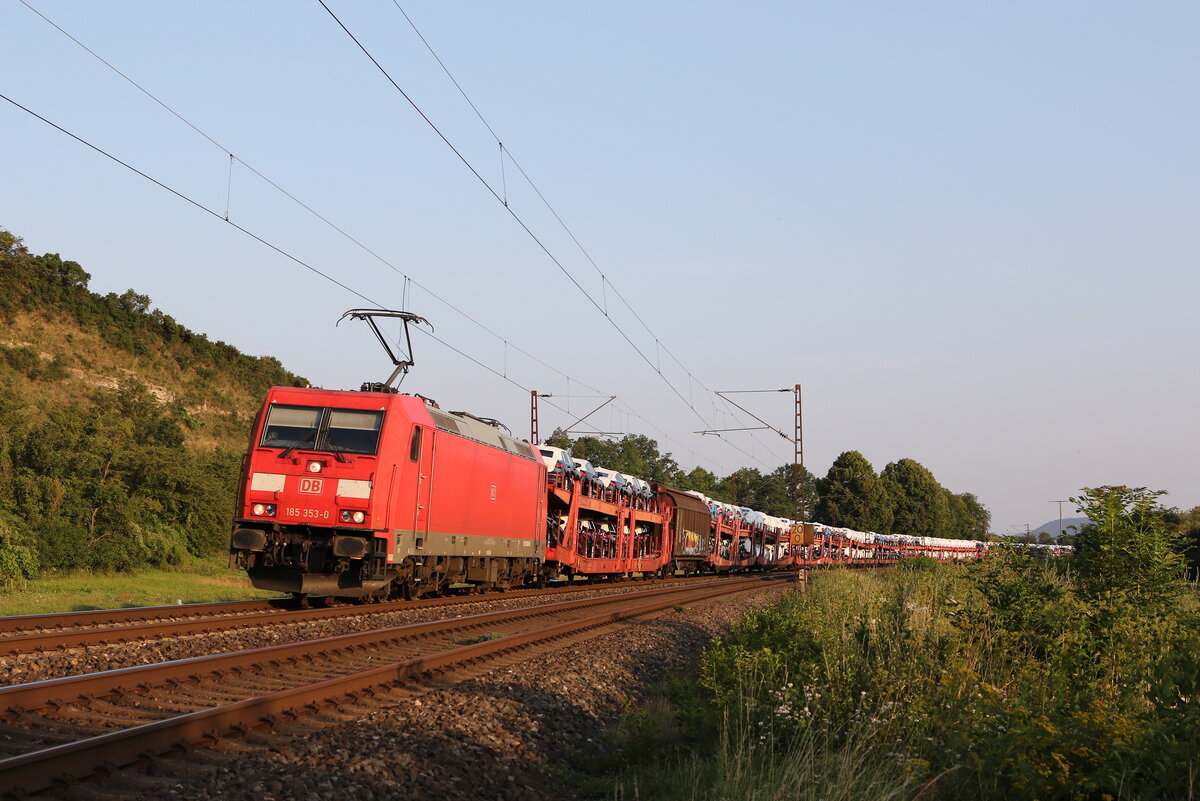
[{"left": 298, "top": 477, "right": 324, "bottom": 495}]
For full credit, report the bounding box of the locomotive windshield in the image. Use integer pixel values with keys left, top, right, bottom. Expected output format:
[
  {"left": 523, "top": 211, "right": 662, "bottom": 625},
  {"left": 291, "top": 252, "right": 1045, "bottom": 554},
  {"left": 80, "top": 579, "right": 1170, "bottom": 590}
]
[{"left": 260, "top": 404, "right": 384, "bottom": 456}]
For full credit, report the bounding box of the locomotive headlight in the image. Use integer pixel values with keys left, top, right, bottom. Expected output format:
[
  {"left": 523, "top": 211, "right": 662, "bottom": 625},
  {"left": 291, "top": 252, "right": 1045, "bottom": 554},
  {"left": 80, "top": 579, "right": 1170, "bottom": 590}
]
[
  {"left": 266, "top": 504, "right": 276, "bottom": 516},
  {"left": 307, "top": 461, "right": 322, "bottom": 473},
  {"left": 339, "top": 510, "right": 366, "bottom": 524},
  {"left": 252, "top": 503, "right": 265, "bottom": 515},
  {"left": 352, "top": 511, "right": 365, "bottom": 524}
]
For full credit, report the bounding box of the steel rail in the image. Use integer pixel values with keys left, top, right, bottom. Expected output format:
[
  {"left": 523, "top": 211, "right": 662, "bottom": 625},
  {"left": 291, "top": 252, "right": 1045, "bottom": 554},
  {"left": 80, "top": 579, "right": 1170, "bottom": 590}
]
[
  {"left": 0, "top": 575, "right": 788, "bottom": 796},
  {"left": 0, "top": 599, "right": 279, "bottom": 635},
  {"left": 0, "top": 576, "right": 779, "bottom": 712},
  {"left": 0, "top": 575, "right": 726, "bottom": 654}
]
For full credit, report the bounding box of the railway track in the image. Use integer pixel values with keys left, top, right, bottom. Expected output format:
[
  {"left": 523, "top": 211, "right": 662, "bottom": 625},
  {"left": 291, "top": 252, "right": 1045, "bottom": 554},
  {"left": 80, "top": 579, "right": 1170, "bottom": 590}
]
[
  {"left": 0, "top": 575, "right": 727, "bottom": 656},
  {"left": 0, "top": 599, "right": 287, "bottom": 636},
  {"left": 0, "top": 574, "right": 793, "bottom": 797}
]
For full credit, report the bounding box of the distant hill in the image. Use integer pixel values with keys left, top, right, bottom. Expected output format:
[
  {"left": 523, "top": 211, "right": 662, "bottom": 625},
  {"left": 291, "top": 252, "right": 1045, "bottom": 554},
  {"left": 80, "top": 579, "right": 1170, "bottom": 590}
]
[
  {"left": 1031, "top": 517, "right": 1091, "bottom": 539},
  {"left": 0, "top": 227, "right": 307, "bottom": 575}
]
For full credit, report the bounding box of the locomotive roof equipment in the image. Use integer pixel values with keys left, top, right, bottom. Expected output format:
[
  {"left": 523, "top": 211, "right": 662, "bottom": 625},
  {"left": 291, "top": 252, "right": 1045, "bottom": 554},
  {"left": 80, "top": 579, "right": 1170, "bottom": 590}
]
[{"left": 337, "top": 308, "right": 432, "bottom": 392}]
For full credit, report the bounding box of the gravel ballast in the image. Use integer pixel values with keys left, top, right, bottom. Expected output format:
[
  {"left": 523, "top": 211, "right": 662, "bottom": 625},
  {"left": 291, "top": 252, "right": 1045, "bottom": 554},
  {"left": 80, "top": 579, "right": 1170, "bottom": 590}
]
[
  {"left": 0, "top": 581, "right": 726, "bottom": 686},
  {"left": 145, "top": 583, "right": 796, "bottom": 801}
]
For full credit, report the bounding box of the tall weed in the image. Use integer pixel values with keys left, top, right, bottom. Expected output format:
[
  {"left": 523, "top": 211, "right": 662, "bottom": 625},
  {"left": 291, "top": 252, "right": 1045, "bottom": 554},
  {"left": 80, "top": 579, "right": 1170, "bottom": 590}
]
[{"left": 689, "top": 499, "right": 1200, "bottom": 800}]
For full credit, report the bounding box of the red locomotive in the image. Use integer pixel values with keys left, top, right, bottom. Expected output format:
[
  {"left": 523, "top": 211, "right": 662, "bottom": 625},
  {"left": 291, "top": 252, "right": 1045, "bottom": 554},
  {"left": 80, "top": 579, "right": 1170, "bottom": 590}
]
[
  {"left": 229, "top": 310, "right": 1026, "bottom": 601},
  {"left": 229, "top": 386, "right": 548, "bottom": 599}
]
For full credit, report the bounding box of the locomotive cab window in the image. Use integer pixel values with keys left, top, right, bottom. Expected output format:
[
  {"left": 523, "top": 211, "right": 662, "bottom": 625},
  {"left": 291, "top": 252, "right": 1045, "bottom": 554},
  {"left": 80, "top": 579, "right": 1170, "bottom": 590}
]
[
  {"left": 261, "top": 405, "right": 322, "bottom": 450},
  {"left": 260, "top": 404, "right": 384, "bottom": 456},
  {"left": 325, "top": 409, "right": 384, "bottom": 455}
]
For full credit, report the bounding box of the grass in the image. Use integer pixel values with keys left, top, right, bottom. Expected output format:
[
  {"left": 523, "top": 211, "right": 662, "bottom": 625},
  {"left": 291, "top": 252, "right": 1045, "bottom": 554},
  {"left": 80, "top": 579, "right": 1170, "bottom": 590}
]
[
  {"left": 569, "top": 544, "right": 1200, "bottom": 801},
  {"left": 452, "top": 632, "right": 504, "bottom": 646},
  {"left": 566, "top": 582, "right": 917, "bottom": 801},
  {"left": 0, "top": 555, "right": 283, "bottom": 615}
]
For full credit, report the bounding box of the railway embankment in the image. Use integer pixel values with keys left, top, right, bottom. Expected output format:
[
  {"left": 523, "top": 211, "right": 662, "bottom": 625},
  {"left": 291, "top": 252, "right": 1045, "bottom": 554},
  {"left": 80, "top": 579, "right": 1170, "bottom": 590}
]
[
  {"left": 177, "top": 584, "right": 792, "bottom": 801},
  {"left": 0, "top": 576, "right": 793, "bottom": 799}
]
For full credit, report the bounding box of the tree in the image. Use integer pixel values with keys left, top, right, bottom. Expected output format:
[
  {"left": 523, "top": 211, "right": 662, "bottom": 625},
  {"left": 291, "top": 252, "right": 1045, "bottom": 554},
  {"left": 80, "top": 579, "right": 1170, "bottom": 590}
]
[
  {"left": 942, "top": 489, "right": 991, "bottom": 540},
  {"left": 1072, "top": 486, "right": 1184, "bottom": 608},
  {"left": 957, "top": 492, "right": 992, "bottom": 539},
  {"left": 944, "top": 490, "right": 970, "bottom": 539},
  {"left": 546, "top": 431, "right": 682, "bottom": 485},
  {"left": 0, "top": 228, "right": 28, "bottom": 257},
  {"left": 816, "top": 451, "right": 893, "bottom": 532},
  {"left": 770, "top": 463, "right": 819, "bottom": 521},
  {"left": 615, "top": 434, "right": 682, "bottom": 483},
  {"left": 677, "top": 466, "right": 726, "bottom": 500},
  {"left": 544, "top": 428, "right": 573, "bottom": 449},
  {"left": 0, "top": 514, "right": 38, "bottom": 586},
  {"left": 1166, "top": 505, "right": 1200, "bottom": 574},
  {"left": 569, "top": 435, "right": 617, "bottom": 467},
  {"left": 115, "top": 289, "right": 152, "bottom": 315},
  {"left": 881, "top": 458, "right": 951, "bottom": 538}
]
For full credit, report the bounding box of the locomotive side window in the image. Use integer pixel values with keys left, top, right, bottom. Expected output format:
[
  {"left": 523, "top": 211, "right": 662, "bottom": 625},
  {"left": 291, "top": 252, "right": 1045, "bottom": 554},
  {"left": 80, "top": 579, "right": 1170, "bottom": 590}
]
[
  {"left": 261, "top": 405, "right": 322, "bottom": 449},
  {"left": 325, "top": 409, "right": 385, "bottom": 455},
  {"left": 409, "top": 426, "right": 422, "bottom": 462}
]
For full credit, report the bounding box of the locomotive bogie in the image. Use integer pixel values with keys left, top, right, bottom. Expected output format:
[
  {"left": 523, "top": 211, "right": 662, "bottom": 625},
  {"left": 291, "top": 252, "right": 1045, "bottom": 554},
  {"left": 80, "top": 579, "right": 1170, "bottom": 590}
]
[{"left": 231, "top": 524, "right": 392, "bottom": 597}]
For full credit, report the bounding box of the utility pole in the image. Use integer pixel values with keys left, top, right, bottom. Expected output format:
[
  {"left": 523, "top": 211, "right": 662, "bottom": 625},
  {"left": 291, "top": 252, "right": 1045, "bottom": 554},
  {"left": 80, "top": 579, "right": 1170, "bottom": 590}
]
[
  {"left": 795, "top": 384, "right": 805, "bottom": 520},
  {"left": 531, "top": 390, "right": 539, "bottom": 444},
  {"left": 530, "top": 392, "right": 618, "bottom": 444},
  {"left": 695, "top": 384, "right": 805, "bottom": 518},
  {"left": 1051, "top": 499, "right": 1069, "bottom": 539}
]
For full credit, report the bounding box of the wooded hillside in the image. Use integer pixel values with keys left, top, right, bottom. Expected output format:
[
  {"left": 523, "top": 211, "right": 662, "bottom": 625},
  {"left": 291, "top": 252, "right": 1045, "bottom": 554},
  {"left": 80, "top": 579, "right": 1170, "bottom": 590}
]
[
  {"left": 0, "top": 228, "right": 306, "bottom": 578},
  {"left": 0, "top": 225, "right": 1000, "bottom": 581}
]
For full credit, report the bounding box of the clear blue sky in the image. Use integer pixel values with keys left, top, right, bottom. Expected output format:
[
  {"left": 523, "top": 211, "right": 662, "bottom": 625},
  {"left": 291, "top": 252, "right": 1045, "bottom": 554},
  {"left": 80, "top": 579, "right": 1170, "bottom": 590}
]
[{"left": 2, "top": 1, "right": 1196, "bottom": 534}]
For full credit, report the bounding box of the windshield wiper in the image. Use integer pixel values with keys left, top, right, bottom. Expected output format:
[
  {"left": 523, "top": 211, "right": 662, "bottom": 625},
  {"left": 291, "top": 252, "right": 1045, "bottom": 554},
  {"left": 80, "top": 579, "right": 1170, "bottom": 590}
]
[{"left": 278, "top": 429, "right": 318, "bottom": 459}]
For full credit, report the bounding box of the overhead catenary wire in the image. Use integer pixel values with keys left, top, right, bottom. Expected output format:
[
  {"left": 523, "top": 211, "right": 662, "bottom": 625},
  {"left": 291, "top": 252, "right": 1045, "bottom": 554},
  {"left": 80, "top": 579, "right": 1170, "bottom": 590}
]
[
  {"left": 13, "top": 0, "right": 728, "bottom": 467},
  {"left": 0, "top": 88, "right": 724, "bottom": 471},
  {"left": 388, "top": 3, "right": 792, "bottom": 462},
  {"left": 12, "top": 2, "right": 777, "bottom": 472},
  {"left": 0, "top": 92, "right": 573, "bottom": 410},
  {"left": 385, "top": 2, "right": 791, "bottom": 466},
  {"left": 16, "top": 0, "right": 563, "bottom": 381},
  {"left": 319, "top": 0, "right": 784, "bottom": 469},
  {"left": 11, "top": 3, "right": 560, "bottom": 379}
]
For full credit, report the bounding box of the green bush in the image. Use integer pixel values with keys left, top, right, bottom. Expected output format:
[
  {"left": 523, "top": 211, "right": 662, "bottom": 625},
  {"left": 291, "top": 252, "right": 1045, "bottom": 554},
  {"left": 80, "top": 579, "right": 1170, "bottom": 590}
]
[
  {"left": 1, "top": 381, "right": 245, "bottom": 572},
  {"left": 0, "top": 543, "right": 37, "bottom": 586},
  {"left": 0, "top": 344, "right": 45, "bottom": 379},
  {"left": 0, "top": 515, "right": 39, "bottom": 587},
  {"left": 0, "top": 227, "right": 314, "bottom": 573},
  {"left": 683, "top": 489, "right": 1196, "bottom": 801}
]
